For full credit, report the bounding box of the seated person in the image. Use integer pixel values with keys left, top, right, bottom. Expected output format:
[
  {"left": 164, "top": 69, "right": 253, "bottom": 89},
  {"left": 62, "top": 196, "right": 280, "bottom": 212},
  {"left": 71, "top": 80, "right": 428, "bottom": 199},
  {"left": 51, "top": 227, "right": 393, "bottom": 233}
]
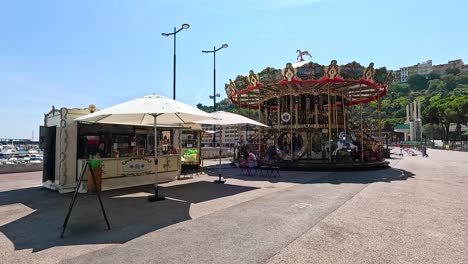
[{"left": 248, "top": 152, "right": 257, "bottom": 168}]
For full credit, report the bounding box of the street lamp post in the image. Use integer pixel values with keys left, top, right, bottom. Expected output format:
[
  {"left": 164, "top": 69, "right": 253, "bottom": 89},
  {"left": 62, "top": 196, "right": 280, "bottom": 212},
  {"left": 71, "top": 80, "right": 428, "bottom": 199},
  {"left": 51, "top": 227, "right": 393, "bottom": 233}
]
[
  {"left": 203, "top": 44, "right": 228, "bottom": 147},
  {"left": 162, "top": 23, "right": 190, "bottom": 100}
]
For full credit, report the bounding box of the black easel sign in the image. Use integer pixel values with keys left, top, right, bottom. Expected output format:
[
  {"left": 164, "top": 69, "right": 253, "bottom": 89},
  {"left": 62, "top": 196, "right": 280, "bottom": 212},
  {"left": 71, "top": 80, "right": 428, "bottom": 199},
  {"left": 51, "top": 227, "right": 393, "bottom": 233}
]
[{"left": 60, "top": 160, "right": 110, "bottom": 238}]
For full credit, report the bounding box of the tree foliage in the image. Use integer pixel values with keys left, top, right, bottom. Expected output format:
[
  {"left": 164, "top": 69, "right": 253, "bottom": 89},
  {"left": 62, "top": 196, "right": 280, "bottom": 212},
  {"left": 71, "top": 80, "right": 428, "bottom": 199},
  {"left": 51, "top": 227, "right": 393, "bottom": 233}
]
[{"left": 445, "top": 67, "right": 461, "bottom": 75}]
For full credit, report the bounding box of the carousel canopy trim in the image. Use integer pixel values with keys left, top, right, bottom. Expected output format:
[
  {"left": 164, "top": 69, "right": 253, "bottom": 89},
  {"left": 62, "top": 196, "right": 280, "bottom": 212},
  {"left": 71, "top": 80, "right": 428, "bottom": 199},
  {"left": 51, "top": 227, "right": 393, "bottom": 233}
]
[{"left": 225, "top": 60, "right": 392, "bottom": 109}]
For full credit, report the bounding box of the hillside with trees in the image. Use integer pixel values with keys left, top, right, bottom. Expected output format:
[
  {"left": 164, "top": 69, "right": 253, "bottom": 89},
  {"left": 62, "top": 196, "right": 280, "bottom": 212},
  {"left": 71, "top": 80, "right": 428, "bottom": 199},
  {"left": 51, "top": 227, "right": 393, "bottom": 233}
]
[{"left": 382, "top": 68, "right": 468, "bottom": 141}]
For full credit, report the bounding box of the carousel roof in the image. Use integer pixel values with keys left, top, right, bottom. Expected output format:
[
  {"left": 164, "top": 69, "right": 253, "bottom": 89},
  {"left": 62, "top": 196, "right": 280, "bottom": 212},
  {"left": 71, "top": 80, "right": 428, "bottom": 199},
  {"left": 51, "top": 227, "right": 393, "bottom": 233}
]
[{"left": 225, "top": 60, "right": 393, "bottom": 109}]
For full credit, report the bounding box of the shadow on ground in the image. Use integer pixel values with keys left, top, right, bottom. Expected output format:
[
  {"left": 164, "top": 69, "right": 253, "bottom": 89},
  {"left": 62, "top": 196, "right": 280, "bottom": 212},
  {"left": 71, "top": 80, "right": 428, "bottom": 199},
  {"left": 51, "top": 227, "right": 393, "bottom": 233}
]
[
  {"left": 303, "top": 168, "right": 415, "bottom": 184},
  {"left": 0, "top": 181, "right": 257, "bottom": 252},
  {"left": 204, "top": 166, "right": 415, "bottom": 185}
]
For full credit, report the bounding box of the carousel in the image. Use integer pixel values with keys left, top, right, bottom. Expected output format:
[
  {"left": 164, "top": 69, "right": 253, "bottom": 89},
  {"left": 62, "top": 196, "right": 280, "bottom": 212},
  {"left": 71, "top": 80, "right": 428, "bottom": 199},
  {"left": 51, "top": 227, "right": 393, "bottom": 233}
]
[{"left": 226, "top": 51, "right": 392, "bottom": 169}]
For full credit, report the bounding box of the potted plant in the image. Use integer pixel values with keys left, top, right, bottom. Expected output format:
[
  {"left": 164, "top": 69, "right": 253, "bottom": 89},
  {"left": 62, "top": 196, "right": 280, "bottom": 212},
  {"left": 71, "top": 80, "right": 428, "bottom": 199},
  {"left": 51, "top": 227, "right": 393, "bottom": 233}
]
[{"left": 87, "top": 159, "right": 103, "bottom": 194}]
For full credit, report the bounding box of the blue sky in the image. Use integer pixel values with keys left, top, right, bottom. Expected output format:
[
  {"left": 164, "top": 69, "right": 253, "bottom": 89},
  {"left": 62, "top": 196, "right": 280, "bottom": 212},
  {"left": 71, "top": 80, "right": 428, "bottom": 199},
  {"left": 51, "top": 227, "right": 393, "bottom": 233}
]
[{"left": 0, "top": 0, "right": 467, "bottom": 139}]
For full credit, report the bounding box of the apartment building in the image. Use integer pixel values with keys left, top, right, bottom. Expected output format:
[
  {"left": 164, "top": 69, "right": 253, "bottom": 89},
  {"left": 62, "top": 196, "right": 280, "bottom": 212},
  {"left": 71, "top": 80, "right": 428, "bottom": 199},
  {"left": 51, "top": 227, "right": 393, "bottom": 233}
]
[
  {"left": 392, "top": 70, "right": 401, "bottom": 82},
  {"left": 400, "top": 67, "right": 409, "bottom": 82},
  {"left": 200, "top": 124, "right": 255, "bottom": 147},
  {"left": 432, "top": 59, "right": 465, "bottom": 74},
  {"left": 416, "top": 60, "right": 432, "bottom": 75},
  {"left": 393, "top": 59, "right": 465, "bottom": 82}
]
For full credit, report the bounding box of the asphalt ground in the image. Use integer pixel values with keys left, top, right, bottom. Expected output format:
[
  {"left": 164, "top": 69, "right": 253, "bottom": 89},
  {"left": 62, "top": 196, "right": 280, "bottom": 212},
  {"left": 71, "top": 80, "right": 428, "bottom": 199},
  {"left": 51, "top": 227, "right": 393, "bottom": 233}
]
[{"left": 1, "top": 149, "right": 467, "bottom": 263}]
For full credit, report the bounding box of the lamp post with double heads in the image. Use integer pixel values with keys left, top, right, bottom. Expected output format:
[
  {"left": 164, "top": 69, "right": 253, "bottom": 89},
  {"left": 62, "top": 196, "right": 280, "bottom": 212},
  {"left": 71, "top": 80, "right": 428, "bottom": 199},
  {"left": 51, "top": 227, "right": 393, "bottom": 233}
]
[
  {"left": 202, "top": 44, "right": 228, "bottom": 147},
  {"left": 161, "top": 23, "right": 190, "bottom": 100}
]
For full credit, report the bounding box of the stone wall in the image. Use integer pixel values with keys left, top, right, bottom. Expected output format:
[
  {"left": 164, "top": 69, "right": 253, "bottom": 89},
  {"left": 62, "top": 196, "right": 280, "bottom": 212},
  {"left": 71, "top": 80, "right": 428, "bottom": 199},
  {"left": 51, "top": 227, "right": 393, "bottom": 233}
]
[
  {"left": 201, "top": 147, "right": 234, "bottom": 159},
  {"left": 0, "top": 163, "right": 43, "bottom": 174}
]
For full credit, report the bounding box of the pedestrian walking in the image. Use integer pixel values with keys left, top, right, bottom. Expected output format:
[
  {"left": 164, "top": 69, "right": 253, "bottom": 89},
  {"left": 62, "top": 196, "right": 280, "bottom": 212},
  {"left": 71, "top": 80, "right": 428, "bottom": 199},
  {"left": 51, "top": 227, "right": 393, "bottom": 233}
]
[{"left": 422, "top": 145, "right": 429, "bottom": 157}]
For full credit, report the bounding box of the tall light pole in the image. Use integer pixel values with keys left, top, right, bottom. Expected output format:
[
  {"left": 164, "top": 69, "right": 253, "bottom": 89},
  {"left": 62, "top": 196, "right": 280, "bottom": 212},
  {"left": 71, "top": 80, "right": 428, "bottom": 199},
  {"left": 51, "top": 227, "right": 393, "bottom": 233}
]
[
  {"left": 162, "top": 23, "right": 190, "bottom": 100},
  {"left": 202, "top": 43, "right": 228, "bottom": 147}
]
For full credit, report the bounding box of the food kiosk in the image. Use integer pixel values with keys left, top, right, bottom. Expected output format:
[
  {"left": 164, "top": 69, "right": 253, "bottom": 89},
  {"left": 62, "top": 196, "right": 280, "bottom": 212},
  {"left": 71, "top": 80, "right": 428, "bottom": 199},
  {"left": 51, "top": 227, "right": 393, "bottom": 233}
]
[{"left": 40, "top": 105, "right": 187, "bottom": 193}]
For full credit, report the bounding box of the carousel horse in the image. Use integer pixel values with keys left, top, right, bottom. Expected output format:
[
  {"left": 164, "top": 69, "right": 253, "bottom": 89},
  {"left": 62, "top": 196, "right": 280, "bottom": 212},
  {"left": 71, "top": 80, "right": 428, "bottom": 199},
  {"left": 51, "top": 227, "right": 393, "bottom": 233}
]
[
  {"left": 332, "top": 132, "right": 358, "bottom": 156},
  {"left": 296, "top": 49, "right": 312, "bottom": 61},
  {"left": 323, "top": 139, "right": 334, "bottom": 153}
]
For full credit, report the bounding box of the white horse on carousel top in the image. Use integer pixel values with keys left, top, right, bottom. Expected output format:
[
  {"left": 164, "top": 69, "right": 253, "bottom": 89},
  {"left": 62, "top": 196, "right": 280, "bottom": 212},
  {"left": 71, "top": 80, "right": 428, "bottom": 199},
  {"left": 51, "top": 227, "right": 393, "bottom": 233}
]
[
  {"left": 332, "top": 131, "right": 358, "bottom": 156},
  {"left": 296, "top": 49, "right": 312, "bottom": 61}
]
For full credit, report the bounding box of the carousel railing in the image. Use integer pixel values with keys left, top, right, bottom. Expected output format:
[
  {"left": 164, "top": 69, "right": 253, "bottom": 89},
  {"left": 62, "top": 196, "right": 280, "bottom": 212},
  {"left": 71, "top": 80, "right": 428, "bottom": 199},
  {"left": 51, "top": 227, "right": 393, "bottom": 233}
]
[{"left": 346, "top": 120, "right": 378, "bottom": 143}]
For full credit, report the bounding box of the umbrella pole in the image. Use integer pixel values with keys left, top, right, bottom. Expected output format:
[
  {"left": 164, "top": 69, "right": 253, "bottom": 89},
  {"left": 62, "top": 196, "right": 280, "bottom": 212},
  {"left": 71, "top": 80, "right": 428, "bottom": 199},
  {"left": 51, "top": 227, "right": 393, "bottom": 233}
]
[
  {"left": 149, "top": 114, "right": 165, "bottom": 202},
  {"left": 214, "top": 126, "right": 225, "bottom": 183}
]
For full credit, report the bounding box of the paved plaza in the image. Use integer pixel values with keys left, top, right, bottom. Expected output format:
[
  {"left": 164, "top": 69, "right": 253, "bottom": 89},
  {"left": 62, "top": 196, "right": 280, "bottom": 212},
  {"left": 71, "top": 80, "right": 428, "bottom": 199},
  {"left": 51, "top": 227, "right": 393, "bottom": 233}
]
[{"left": 1, "top": 149, "right": 467, "bottom": 263}]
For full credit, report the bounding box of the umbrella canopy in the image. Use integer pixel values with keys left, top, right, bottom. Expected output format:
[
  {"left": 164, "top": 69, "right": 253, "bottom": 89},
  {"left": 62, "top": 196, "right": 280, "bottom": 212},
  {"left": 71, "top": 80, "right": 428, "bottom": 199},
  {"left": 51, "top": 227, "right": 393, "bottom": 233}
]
[
  {"left": 194, "top": 111, "right": 268, "bottom": 127},
  {"left": 75, "top": 94, "right": 217, "bottom": 201},
  {"left": 76, "top": 94, "right": 216, "bottom": 125}
]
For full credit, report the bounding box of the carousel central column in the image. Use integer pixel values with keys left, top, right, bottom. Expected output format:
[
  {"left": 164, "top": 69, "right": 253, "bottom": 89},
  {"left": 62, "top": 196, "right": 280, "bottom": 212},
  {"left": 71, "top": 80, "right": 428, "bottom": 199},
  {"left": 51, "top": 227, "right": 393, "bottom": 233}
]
[
  {"left": 237, "top": 94, "right": 241, "bottom": 151},
  {"left": 334, "top": 94, "right": 338, "bottom": 136},
  {"left": 343, "top": 97, "right": 347, "bottom": 135},
  {"left": 378, "top": 93, "right": 382, "bottom": 160},
  {"left": 314, "top": 96, "right": 318, "bottom": 126},
  {"left": 277, "top": 96, "right": 281, "bottom": 125},
  {"left": 258, "top": 99, "right": 262, "bottom": 159},
  {"left": 258, "top": 100, "right": 261, "bottom": 123},
  {"left": 295, "top": 95, "right": 299, "bottom": 125},
  {"left": 327, "top": 83, "right": 332, "bottom": 161},
  {"left": 246, "top": 93, "right": 250, "bottom": 143},
  {"left": 290, "top": 86, "right": 293, "bottom": 160},
  {"left": 359, "top": 84, "right": 364, "bottom": 162}
]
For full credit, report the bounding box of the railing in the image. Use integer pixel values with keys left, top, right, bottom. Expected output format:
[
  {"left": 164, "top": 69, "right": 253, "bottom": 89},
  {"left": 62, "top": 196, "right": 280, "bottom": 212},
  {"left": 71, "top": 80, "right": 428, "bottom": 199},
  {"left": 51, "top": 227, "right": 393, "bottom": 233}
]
[{"left": 346, "top": 120, "right": 378, "bottom": 143}]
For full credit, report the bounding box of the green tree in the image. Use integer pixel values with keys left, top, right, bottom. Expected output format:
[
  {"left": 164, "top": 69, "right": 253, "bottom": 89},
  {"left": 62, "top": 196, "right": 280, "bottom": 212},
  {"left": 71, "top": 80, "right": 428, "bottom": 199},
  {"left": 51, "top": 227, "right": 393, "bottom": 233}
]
[
  {"left": 407, "top": 74, "right": 428, "bottom": 90},
  {"left": 445, "top": 67, "right": 460, "bottom": 75},
  {"left": 428, "top": 79, "right": 445, "bottom": 93},
  {"left": 441, "top": 108, "right": 458, "bottom": 141},
  {"left": 442, "top": 74, "right": 458, "bottom": 91},
  {"left": 423, "top": 123, "right": 435, "bottom": 140},
  {"left": 390, "top": 82, "right": 410, "bottom": 94},
  {"left": 448, "top": 96, "right": 468, "bottom": 140},
  {"left": 458, "top": 72, "right": 468, "bottom": 84},
  {"left": 427, "top": 72, "right": 441, "bottom": 80}
]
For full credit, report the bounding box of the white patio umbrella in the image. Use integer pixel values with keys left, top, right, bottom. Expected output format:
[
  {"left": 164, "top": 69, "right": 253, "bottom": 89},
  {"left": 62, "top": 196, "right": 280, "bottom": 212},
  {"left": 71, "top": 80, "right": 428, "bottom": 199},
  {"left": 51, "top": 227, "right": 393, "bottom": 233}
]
[
  {"left": 195, "top": 111, "right": 269, "bottom": 183},
  {"left": 76, "top": 94, "right": 217, "bottom": 201}
]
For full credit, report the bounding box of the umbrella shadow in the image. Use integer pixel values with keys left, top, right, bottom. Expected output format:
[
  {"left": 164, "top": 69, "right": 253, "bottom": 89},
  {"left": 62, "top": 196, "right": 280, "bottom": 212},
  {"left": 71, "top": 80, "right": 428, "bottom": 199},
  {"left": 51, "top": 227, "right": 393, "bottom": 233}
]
[{"left": 0, "top": 181, "right": 257, "bottom": 252}]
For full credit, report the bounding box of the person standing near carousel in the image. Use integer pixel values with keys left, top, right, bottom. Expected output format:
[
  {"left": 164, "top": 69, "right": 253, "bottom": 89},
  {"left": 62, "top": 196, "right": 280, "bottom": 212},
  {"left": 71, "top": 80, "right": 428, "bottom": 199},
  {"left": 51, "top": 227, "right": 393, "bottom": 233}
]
[{"left": 421, "top": 144, "right": 429, "bottom": 157}]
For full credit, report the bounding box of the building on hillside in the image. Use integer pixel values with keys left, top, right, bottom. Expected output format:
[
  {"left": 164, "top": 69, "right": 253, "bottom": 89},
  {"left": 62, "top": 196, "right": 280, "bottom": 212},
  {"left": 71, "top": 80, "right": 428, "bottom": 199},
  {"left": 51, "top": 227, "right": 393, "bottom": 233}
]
[
  {"left": 392, "top": 70, "right": 401, "bottom": 83},
  {"left": 200, "top": 124, "right": 255, "bottom": 147},
  {"left": 416, "top": 60, "right": 432, "bottom": 75},
  {"left": 408, "top": 65, "right": 418, "bottom": 77},
  {"left": 392, "top": 59, "right": 467, "bottom": 83},
  {"left": 432, "top": 59, "right": 465, "bottom": 74},
  {"left": 462, "top": 64, "right": 468, "bottom": 73},
  {"left": 400, "top": 67, "right": 409, "bottom": 82}
]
